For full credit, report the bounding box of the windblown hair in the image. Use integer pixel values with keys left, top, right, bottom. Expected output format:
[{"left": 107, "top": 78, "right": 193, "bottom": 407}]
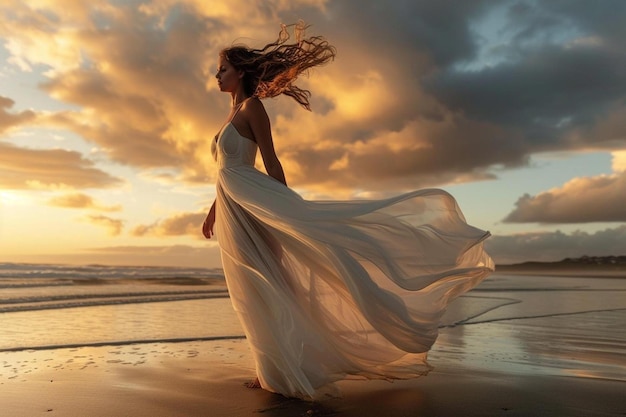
[{"left": 220, "top": 21, "right": 336, "bottom": 110}]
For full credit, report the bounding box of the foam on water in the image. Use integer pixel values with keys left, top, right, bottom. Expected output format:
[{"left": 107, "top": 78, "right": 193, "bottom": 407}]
[{"left": 0, "top": 262, "right": 224, "bottom": 282}]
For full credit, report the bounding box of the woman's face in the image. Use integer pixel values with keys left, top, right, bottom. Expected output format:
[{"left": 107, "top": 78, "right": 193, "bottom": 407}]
[{"left": 215, "top": 55, "right": 242, "bottom": 93}]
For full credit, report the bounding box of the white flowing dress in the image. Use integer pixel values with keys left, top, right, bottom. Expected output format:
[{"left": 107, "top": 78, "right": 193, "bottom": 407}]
[{"left": 210, "top": 121, "right": 494, "bottom": 399}]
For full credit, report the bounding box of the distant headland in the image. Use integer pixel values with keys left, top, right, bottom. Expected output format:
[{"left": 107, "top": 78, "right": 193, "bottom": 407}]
[{"left": 497, "top": 255, "right": 626, "bottom": 277}]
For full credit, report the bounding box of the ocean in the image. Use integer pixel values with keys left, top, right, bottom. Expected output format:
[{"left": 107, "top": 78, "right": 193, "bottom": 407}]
[
  {"left": 0, "top": 262, "right": 239, "bottom": 352},
  {"left": 1, "top": 262, "right": 625, "bottom": 382}
]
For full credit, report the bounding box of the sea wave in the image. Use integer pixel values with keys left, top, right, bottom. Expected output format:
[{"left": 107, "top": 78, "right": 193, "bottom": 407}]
[
  {"left": 0, "top": 262, "right": 225, "bottom": 281},
  {"left": 0, "top": 289, "right": 229, "bottom": 313},
  {"left": 0, "top": 263, "right": 229, "bottom": 314}
]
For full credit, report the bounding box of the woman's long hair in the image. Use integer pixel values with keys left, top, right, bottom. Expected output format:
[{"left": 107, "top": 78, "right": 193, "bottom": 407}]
[{"left": 220, "top": 21, "right": 336, "bottom": 110}]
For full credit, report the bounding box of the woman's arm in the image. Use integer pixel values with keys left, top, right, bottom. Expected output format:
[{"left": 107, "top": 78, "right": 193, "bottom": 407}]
[
  {"left": 202, "top": 200, "right": 216, "bottom": 239},
  {"left": 245, "top": 98, "right": 287, "bottom": 186}
]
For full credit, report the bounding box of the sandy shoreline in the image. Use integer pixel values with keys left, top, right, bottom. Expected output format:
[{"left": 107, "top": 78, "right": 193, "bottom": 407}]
[
  {"left": 2, "top": 271, "right": 625, "bottom": 416},
  {"left": 2, "top": 322, "right": 624, "bottom": 417}
]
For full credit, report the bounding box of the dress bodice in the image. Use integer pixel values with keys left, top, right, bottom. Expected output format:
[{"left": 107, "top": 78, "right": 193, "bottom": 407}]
[{"left": 212, "top": 123, "right": 257, "bottom": 169}]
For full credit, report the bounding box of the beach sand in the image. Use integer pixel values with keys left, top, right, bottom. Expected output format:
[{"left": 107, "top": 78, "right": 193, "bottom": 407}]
[
  {"left": 2, "top": 332, "right": 624, "bottom": 416},
  {"left": 2, "top": 271, "right": 625, "bottom": 416}
]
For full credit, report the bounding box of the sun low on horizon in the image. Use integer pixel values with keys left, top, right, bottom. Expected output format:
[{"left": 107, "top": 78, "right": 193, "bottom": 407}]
[{"left": 1, "top": 0, "right": 625, "bottom": 268}]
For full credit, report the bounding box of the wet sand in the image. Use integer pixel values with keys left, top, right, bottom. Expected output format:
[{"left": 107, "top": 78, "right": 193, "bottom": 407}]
[
  {"left": 1, "top": 272, "right": 625, "bottom": 416},
  {"left": 2, "top": 326, "right": 624, "bottom": 417}
]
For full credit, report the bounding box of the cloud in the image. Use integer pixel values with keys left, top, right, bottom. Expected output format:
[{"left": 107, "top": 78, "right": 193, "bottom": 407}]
[
  {"left": 612, "top": 150, "right": 626, "bottom": 172},
  {"left": 132, "top": 211, "right": 206, "bottom": 237},
  {"left": 256, "top": 1, "right": 525, "bottom": 192},
  {"left": 504, "top": 150, "right": 626, "bottom": 223},
  {"left": 319, "top": 0, "right": 487, "bottom": 68},
  {"left": 274, "top": 113, "right": 509, "bottom": 193},
  {"left": 0, "top": 141, "right": 123, "bottom": 189},
  {"left": 2, "top": 0, "right": 626, "bottom": 268},
  {"left": 84, "top": 214, "right": 124, "bottom": 235},
  {"left": 424, "top": 42, "right": 626, "bottom": 149},
  {"left": 486, "top": 226, "right": 626, "bottom": 264},
  {"left": 0, "top": 0, "right": 531, "bottom": 195},
  {"left": 420, "top": 1, "right": 626, "bottom": 156},
  {"left": 266, "top": 0, "right": 625, "bottom": 193},
  {"left": 504, "top": 173, "right": 626, "bottom": 223},
  {"left": 0, "top": 0, "right": 335, "bottom": 186},
  {"left": 1, "top": 0, "right": 625, "bottom": 195},
  {"left": 48, "top": 192, "right": 122, "bottom": 211},
  {"left": 0, "top": 96, "right": 36, "bottom": 134},
  {"left": 2, "top": 1, "right": 223, "bottom": 176}
]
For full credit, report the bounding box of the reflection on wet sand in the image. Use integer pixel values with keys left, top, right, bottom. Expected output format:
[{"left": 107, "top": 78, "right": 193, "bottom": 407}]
[{"left": 432, "top": 274, "right": 626, "bottom": 381}]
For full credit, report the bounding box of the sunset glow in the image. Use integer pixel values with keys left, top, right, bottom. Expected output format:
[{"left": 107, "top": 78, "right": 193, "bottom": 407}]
[{"left": 1, "top": 1, "right": 625, "bottom": 267}]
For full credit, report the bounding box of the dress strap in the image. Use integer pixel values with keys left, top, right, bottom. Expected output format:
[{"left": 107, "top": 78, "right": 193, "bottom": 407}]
[
  {"left": 232, "top": 96, "right": 253, "bottom": 118},
  {"left": 215, "top": 97, "right": 253, "bottom": 142},
  {"left": 232, "top": 101, "right": 244, "bottom": 116}
]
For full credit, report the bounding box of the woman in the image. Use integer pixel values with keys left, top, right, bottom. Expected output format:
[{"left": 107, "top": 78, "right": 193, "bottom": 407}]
[{"left": 203, "top": 23, "right": 494, "bottom": 400}]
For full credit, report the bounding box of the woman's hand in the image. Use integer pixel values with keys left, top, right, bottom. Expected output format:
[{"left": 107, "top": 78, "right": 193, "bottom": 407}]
[{"left": 202, "top": 202, "right": 216, "bottom": 239}]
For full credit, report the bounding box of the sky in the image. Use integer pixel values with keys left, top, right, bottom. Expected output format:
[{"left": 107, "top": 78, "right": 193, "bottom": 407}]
[{"left": 0, "top": 0, "right": 625, "bottom": 268}]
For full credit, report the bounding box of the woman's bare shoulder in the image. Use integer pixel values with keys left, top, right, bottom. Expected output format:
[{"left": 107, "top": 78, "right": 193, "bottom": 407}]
[
  {"left": 243, "top": 96, "right": 264, "bottom": 110},
  {"left": 241, "top": 97, "right": 269, "bottom": 121}
]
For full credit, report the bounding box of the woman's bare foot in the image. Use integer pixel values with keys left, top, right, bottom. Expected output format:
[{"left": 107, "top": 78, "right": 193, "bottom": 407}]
[{"left": 244, "top": 377, "right": 261, "bottom": 389}]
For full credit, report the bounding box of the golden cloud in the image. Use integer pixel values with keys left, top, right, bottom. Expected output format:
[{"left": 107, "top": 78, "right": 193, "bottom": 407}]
[
  {"left": 611, "top": 150, "right": 626, "bottom": 172},
  {"left": 2, "top": 1, "right": 222, "bottom": 176},
  {"left": 0, "top": 1, "right": 455, "bottom": 197},
  {"left": 132, "top": 210, "right": 207, "bottom": 238},
  {"left": 0, "top": 141, "right": 123, "bottom": 189},
  {"left": 6, "top": 0, "right": 622, "bottom": 204},
  {"left": 0, "top": 0, "right": 506, "bottom": 197},
  {"left": 138, "top": 0, "right": 329, "bottom": 23},
  {"left": 504, "top": 172, "right": 626, "bottom": 223},
  {"left": 0, "top": 96, "right": 36, "bottom": 134},
  {"left": 84, "top": 214, "right": 124, "bottom": 235},
  {"left": 48, "top": 192, "right": 122, "bottom": 211},
  {"left": 272, "top": 108, "right": 505, "bottom": 195}
]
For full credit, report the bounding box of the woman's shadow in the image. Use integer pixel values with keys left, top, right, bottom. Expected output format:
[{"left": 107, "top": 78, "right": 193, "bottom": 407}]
[{"left": 253, "top": 383, "right": 431, "bottom": 416}]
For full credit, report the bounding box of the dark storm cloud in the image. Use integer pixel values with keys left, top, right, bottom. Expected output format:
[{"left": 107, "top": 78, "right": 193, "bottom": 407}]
[
  {"left": 423, "top": 0, "right": 626, "bottom": 154},
  {"left": 322, "top": 0, "right": 492, "bottom": 66},
  {"left": 424, "top": 42, "right": 626, "bottom": 147}
]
